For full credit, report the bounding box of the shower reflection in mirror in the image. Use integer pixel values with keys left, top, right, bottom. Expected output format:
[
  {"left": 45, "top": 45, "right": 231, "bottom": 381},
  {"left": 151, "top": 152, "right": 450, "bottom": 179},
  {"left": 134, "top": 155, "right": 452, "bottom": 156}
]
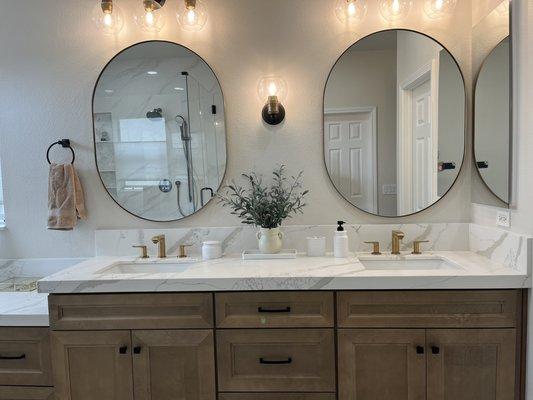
[
  {"left": 323, "top": 30, "right": 465, "bottom": 217},
  {"left": 93, "top": 41, "right": 226, "bottom": 221}
]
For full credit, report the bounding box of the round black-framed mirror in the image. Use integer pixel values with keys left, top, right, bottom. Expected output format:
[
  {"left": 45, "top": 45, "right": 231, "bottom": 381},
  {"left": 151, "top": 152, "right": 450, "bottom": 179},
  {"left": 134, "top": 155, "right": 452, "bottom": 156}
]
[
  {"left": 92, "top": 40, "right": 227, "bottom": 222},
  {"left": 323, "top": 29, "right": 466, "bottom": 217}
]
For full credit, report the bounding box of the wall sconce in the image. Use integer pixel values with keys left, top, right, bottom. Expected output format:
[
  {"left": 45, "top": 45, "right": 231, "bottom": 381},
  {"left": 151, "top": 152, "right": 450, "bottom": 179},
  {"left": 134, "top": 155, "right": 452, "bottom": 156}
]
[
  {"left": 258, "top": 77, "right": 287, "bottom": 125},
  {"left": 134, "top": 0, "right": 167, "bottom": 32},
  {"left": 495, "top": 0, "right": 510, "bottom": 16},
  {"left": 177, "top": 0, "right": 208, "bottom": 31},
  {"left": 92, "top": 0, "right": 124, "bottom": 34},
  {"left": 379, "top": 0, "right": 412, "bottom": 21},
  {"left": 423, "top": 0, "right": 457, "bottom": 19},
  {"left": 335, "top": 0, "right": 367, "bottom": 22}
]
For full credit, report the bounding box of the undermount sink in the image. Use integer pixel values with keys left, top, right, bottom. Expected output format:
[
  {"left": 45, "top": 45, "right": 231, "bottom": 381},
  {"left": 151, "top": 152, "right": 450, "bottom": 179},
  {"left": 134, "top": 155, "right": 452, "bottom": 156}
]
[
  {"left": 97, "top": 259, "right": 199, "bottom": 275},
  {"left": 358, "top": 256, "right": 461, "bottom": 271}
]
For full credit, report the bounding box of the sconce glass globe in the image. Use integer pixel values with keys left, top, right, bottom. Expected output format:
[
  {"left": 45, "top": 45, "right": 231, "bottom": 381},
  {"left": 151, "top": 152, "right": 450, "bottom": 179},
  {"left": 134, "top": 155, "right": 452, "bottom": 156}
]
[
  {"left": 258, "top": 76, "right": 288, "bottom": 103},
  {"left": 379, "top": 0, "right": 412, "bottom": 22},
  {"left": 177, "top": 0, "right": 208, "bottom": 31},
  {"left": 424, "top": 0, "right": 457, "bottom": 19},
  {"left": 133, "top": 0, "right": 167, "bottom": 33},
  {"left": 92, "top": 0, "right": 124, "bottom": 34},
  {"left": 335, "top": 0, "right": 367, "bottom": 23},
  {"left": 495, "top": 0, "right": 510, "bottom": 16}
]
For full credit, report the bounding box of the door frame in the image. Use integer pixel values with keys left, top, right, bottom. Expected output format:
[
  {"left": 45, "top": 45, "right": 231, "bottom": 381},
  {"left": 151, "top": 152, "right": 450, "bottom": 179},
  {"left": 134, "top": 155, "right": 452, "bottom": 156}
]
[
  {"left": 324, "top": 106, "right": 378, "bottom": 213},
  {"left": 397, "top": 58, "right": 440, "bottom": 215}
]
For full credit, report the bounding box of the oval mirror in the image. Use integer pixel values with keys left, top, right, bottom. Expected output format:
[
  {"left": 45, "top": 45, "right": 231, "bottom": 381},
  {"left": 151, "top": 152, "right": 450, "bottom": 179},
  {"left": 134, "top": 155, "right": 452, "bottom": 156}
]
[
  {"left": 324, "top": 30, "right": 465, "bottom": 217},
  {"left": 474, "top": 37, "right": 510, "bottom": 204},
  {"left": 93, "top": 41, "right": 226, "bottom": 221}
]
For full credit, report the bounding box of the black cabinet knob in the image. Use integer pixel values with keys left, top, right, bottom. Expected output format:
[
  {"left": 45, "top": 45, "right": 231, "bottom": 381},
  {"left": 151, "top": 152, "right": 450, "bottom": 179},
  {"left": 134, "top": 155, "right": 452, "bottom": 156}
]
[
  {"left": 119, "top": 346, "right": 128, "bottom": 354},
  {"left": 133, "top": 346, "right": 142, "bottom": 354},
  {"left": 416, "top": 345, "right": 424, "bottom": 354},
  {"left": 431, "top": 345, "right": 440, "bottom": 355}
]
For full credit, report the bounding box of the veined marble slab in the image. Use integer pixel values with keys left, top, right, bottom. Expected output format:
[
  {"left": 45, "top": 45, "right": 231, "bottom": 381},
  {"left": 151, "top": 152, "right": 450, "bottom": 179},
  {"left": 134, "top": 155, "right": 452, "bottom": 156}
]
[
  {"left": 0, "top": 293, "right": 49, "bottom": 326},
  {"left": 38, "top": 251, "right": 530, "bottom": 294}
]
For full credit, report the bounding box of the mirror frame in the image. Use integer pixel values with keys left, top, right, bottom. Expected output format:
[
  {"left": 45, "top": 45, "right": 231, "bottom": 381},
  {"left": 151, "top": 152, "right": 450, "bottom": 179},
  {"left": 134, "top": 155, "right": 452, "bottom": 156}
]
[
  {"left": 91, "top": 40, "right": 228, "bottom": 222},
  {"left": 322, "top": 28, "right": 467, "bottom": 218},
  {"left": 472, "top": 10, "right": 513, "bottom": 207}
]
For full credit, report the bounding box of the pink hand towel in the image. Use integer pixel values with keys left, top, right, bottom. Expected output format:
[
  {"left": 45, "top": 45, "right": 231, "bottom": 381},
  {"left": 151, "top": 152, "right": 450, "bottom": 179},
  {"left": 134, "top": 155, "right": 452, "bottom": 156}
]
[{"left": 47, "top": 164, "right": 87, "bottom": 230}]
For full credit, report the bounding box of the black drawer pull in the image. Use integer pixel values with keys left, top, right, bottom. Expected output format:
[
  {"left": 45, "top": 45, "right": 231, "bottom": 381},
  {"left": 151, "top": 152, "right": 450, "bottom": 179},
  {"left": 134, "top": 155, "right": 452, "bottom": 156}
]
[
  {"left": 257, "top": 306, "right": 291, "bottom": 313},
  {"left": 416, "top": 346, "right": 424, "bottom": 355},
  {"left": 119, "top": 346, "right": 128, "bottom": 354},
  {"left": 0, "top": 354, "right": 26, "bottom": 360},
  {"left": 259, "top": 357, "right": 292, "bottom": 364},
  {"left": 431, "top": 346, "right": 440, "bottom": 355},
  {"left": 133, "top": 346, "right": 142, "bottom": 354}
]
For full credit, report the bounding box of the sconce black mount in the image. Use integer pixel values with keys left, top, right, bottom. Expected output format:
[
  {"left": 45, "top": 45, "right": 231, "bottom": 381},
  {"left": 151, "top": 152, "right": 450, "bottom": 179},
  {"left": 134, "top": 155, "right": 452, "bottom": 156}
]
[{"left": 262, "top": 104, "right": 285, "bottom": 125}]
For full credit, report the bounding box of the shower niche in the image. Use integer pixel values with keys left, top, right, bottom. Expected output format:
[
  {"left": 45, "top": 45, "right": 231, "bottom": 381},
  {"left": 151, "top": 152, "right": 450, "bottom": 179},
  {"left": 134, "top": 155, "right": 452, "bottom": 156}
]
[{"left": 93, "top": 41, "right": 226, "bottom": 221}]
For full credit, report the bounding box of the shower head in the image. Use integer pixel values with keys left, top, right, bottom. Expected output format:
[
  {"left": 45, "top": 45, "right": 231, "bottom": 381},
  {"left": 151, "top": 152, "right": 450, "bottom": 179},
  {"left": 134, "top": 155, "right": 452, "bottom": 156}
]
[
  {"left": 175, "top": 115, "right": 191, "bottom": 141},
  {"left": 146, "top": 108, "right": 163, "bottom": 120}
]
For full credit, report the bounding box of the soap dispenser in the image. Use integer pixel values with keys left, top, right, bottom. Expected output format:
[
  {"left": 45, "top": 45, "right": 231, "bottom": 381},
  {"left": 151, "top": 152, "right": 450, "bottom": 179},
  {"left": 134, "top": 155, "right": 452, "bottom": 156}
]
[{"left": 334, "top": 221, "right": 349, "bottom": 258}]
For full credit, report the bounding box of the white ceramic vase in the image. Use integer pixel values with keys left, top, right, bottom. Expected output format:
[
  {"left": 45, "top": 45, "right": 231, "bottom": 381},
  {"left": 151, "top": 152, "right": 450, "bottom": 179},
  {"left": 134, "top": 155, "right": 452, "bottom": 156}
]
[{"left": 257, "top": 227, "right": 283, "bottom": 254}]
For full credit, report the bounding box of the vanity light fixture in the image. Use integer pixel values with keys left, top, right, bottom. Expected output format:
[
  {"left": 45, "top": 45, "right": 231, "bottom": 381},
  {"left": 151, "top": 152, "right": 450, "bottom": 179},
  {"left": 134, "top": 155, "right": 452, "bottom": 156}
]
[
  {"left": 92, "top": 0, "right": 124, "bottom": 34},
  {"left": 379, "top": 0, "right": 412, "bottom": 21},
  {"left": 134, "top": 0, "right": 167, "bottom": 33},
  {"left": 423, "top": 0, "right": 457, "bottom": 19},
  {"left": 258, "top": 76, "right": 287, "bottom": 125},
  {"left": 335, "top": 0, "right": 367, "bottom": 22},
  {"left": 176, "top": 0, "right": 208, "bottom": 31}
]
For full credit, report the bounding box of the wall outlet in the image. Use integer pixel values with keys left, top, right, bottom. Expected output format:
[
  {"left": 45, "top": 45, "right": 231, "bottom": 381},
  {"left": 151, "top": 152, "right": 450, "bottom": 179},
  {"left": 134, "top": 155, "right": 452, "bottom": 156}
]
[{"left": 496, "top": 210, "right": 511, "bottom": 227}]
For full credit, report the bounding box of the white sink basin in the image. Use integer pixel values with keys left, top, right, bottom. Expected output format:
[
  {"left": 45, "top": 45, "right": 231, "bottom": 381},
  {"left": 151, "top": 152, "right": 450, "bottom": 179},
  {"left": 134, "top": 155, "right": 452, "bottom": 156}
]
[
  {"left": 358, "top": 256, "right": 461, "bottom": 271},
  {"left": 97, "top": 259, "right": 199, "bottom": 275}
]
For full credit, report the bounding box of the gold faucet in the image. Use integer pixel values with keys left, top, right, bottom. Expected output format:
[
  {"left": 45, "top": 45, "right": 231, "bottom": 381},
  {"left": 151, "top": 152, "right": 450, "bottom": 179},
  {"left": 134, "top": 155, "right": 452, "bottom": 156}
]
[
  {"left": 178, "top": 244, "right": 193, "bottom": 258},
  {"left": 151, "top": 235, "right": 166, "bottom": 258},
  {"left": 391, "top": 230, "right": 405, "bottom": 255}
]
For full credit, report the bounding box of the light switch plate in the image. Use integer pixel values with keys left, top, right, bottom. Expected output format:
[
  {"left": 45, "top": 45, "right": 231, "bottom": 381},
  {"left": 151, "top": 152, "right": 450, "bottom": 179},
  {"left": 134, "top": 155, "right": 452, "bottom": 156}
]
[
  {"left": 382, "top": 184, "right": 397, "bottom": 195},
  {"left": 496, "top": 210, "right": 511, "bottom": 227}
]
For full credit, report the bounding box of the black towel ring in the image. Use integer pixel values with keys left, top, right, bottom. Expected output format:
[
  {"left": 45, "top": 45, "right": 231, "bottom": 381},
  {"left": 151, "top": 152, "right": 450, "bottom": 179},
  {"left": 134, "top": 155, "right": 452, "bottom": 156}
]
[{"left": 46, "top": 139, "right": 75, "bottom": 164}]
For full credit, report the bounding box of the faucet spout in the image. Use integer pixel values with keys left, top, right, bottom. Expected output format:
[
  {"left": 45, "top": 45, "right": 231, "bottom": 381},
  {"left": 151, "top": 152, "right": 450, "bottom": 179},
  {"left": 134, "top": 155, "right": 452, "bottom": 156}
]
[
  {"left": 391, "top": 230, "right": 405, "bottom": 255},
  {"left": 151, "top": 235, "right": 167, "bottom": 258}
]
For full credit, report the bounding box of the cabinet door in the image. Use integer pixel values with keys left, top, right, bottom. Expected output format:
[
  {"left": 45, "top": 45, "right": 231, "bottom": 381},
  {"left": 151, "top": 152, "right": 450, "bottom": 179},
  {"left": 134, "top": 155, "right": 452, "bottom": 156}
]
[
  {"left": 427, "top": 329, "right": 516, "bottom": 400},
  {"left": 132, "top": 330, "right": 215, "bottom": 400},
  {"left": 338, "top": 329, "right": 426, "bottom": 400},
  {"left": 51, "top": 331, "right": 133, "bottom": 400}
]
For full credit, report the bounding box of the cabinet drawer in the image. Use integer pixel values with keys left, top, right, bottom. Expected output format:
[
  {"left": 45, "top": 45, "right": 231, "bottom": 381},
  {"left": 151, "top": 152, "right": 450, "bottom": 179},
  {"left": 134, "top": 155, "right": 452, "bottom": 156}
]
[
  {"left": 216, "top": 292, "right": 334, "bottom": 328},
  {"left": 0, "top": 387, "right": 54, "bottom": 400},
  {"left": 0, "top": 328, "right": 52, "bottom": 386},
  {"left": 338, "top": 290, "right": 519, "bottom": 328},
  {"left": 49, "top": 293, "right": 213, "bottom": 330},
  {"left": 217, "top": 329, "right": 335, "bottom": 392},
  {"left": 219, "top": 394, "right": 335, "bottom": 400}
]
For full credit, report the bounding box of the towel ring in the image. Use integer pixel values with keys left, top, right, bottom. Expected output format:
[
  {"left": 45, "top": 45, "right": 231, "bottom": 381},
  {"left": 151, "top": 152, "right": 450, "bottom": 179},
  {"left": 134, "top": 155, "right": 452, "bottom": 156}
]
[{"left": 47, "top": 139, "right": 75, "bottom": 164}]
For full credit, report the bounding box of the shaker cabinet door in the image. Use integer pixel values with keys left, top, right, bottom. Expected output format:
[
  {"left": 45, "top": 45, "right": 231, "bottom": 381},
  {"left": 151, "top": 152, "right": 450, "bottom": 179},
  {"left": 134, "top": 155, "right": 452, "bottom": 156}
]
[
  {"left": 338, "top": 329, "right": 426, "bottom": 400},
  {"left": 426, "top": 329, "right": 516, "bottom": 400},
  {"left": 132, "top": 330, "right": 216, "bottom": 400},
  {"left": 51, "top": 331, "right": 133, "bottom": 400}
]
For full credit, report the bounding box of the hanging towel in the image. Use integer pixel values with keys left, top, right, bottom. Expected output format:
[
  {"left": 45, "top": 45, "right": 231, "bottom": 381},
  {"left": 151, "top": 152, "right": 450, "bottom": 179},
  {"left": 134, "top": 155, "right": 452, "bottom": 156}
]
[{"left": 47, "top": 164, "right": 87, "bottom": 230}]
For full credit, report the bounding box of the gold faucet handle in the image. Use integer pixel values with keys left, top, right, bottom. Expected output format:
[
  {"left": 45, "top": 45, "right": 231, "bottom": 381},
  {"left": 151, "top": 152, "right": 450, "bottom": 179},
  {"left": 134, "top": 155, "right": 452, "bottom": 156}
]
[
  {"left": 364, "top": 241, "right": 381, "bottom": 255},
  {"left": 132, "top": 245, "right": 149, "bottom": 259},
  {"left": 412, "top": 240, "right": 430, "bottom": 255},
  {"left": 178, "top": 244, "right": 193, "bottom": 258}
]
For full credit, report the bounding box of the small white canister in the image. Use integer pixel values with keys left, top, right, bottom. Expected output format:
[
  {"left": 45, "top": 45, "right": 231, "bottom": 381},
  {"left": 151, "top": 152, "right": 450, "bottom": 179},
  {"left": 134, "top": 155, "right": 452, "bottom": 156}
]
[
  {"left": 307, "top": 236, "right": 326, "bottom": 257},
  {"left": 202, "top": 241, "right": 223, "bottom": 260}
]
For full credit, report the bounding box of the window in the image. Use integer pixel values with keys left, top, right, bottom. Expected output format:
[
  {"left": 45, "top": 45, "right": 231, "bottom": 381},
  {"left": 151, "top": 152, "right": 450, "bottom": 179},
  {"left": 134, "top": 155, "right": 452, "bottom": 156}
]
[{"left": 0, "top": 162, "right": 5, "bottom": 227}]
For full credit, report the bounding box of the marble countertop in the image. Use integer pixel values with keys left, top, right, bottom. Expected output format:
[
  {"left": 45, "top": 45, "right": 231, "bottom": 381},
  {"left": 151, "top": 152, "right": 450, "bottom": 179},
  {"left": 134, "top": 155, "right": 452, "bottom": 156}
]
[
  {"left": 37, "top": 251, "right": 531, "bottom": 294},
  {"left": 0, "top": 293, "right": 49, "bottom": 326}
]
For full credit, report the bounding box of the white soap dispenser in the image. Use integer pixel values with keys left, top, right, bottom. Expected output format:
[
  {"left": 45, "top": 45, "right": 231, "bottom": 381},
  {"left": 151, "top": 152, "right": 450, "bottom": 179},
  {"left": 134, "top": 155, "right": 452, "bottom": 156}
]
[{"left": 334, "top": 221, "right": 349, "bottom": 258}]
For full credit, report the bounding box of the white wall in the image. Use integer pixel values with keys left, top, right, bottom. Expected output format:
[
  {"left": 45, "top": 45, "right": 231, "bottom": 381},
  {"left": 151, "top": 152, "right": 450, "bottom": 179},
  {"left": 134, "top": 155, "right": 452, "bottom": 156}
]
[{"left": 0, "top": 0, "right": 473, "bottom": 259}]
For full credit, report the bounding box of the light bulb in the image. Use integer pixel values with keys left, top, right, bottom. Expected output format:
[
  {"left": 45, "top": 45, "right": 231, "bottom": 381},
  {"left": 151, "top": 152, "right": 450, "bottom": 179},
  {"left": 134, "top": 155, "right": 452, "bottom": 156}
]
[
  {"left": 379, "top": 0, "right": 412, "bottom": 21},
  {"left": 258, "top": 76, "right": 287, "bottom": 103},
  {"left": 335, "top": 0, "right": 367, "bottom": 22},
  {"left": 134, "top": 0, "right": 166, "bottom": 33},
  {"left": 92, "top": 0, "right": 124, "bottom": 34},
  {"left": 423, "top": 0, "right": 457, "bottom": 18},
  {"left": 177, "top": 0, "right": 208, "bottom": 31}
]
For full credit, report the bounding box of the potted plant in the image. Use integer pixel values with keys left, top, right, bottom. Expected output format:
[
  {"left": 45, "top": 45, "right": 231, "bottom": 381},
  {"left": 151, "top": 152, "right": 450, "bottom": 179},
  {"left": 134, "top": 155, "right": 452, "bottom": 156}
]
[{"left": 218, "top": 165, "right": 308, "bottom": 254}]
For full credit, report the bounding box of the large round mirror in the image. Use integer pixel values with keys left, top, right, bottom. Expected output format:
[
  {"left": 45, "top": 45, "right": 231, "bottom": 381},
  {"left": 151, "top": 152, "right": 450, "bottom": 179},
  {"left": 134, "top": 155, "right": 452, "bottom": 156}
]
[
  {"left": 93, "top": 41, "right": 226, "bottom": 221},
  {"left": 474, "top": 37, "right": 510, "bottom": 204},
  {"left": 324, "top": 30, "right": 465, "bottom": 217}
]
